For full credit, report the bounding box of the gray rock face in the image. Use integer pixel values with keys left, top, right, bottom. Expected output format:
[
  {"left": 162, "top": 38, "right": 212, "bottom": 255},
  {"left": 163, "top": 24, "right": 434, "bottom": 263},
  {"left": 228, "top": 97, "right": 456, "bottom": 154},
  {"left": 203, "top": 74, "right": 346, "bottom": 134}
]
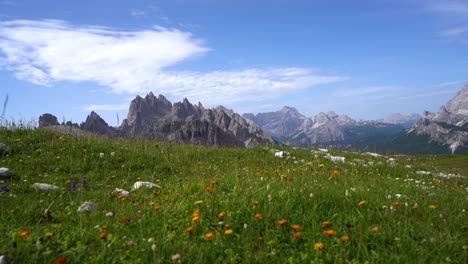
[
  {"left": 38, "top": 113, "right": 59, "bottom": 127},
  {"left": 0, "top": 167, "right": 10, "bottom": 177},
  {"left": 80, "top": 111, "right": 114, "bottom": 135},
  {"left": 382, "top": 113, "right": 420, "bottom": 128},
  {"left": 243, "top": 106, "right": 305, "bottom": 138},
  {"left": 120, "top": 94, "right": 274, "bottom": 147},
  {"left": 408, "top": 83, "right": 468, "bottom": 153}
]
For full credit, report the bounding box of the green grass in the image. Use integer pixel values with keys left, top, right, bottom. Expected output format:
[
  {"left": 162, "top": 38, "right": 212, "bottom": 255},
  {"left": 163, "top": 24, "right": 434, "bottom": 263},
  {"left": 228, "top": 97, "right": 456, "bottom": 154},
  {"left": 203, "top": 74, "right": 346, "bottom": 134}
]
[{"left": 0, "top": 128, "right": 467, "bottom": 263}]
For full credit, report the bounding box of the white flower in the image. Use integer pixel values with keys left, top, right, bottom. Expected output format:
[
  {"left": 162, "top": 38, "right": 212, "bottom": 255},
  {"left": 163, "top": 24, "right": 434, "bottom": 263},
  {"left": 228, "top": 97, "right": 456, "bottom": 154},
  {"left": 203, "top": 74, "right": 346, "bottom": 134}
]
[
  {"left": 106, "top": 211, "right": 114, "bottom": 217},
  {"left": 99, "top": 153, "right": 104, "bottom": 158},
  {"left": 110, "top": 152, "right": 115, "bottom": 157},
  {"left": 151, "top": 244, "right": 157, "bottom": 252},
  {"left": 274, "top": 151, "right": 284, "bottom": 158}
]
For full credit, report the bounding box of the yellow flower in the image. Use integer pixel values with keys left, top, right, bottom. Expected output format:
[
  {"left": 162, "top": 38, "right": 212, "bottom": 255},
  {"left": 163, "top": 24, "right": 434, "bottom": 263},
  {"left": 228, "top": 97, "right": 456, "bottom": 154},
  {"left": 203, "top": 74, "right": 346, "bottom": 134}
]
[
  {"left": 204, "top": 232, "right": 215, "bottom": 241},
  {"left": 218, "top": 211, "right": 225, "bottom": 218},
  {"left": 224, "top": 229, "right": 233, "bottom": 235},
  {"left": 358, "top": 200, "right": 366, "bottom": 206},
  {"left": 339, "top": 235, "right": 350, "bottom": 242},
  {"left": 254, "top": 213, "right": 262, "bottom": 220},
  {"left": 192, "top": 216, "right": 200, "bottom": 223},
  {"left": 18, "top": 229, "right": 31, "bottom": 238},
  {"left": 290, "top": 224, "right": 301, "bottom": 231},
  {"left": 194, "top": 200, "right": 203, "bottom": 205},
  {"left": 371, "top": 227, "right": 380, "bottom": 233},
  {"left": 323, "top": 229, "right": 337, "bottom": 237},
  {"left": 428, "top": 204, "right": 436, "bottom": 209},
  {"left": 321, "top": 221, "right": 331, "bottom": 228},
  {"left": 185, "top": 226, "right": 194, "bottom": 233},
  {"left": 149, "top": 201, "right": 155, "bottom": 207},
  {"left": 292, "top": 232, "right": 302, "bottom": 240},
  {"left": 44, "top": 232, "right": 53, "bottom": 238},
  {"left": 313, "top": 242, "right": 324, "bottom": 250},
  {"left": 319, "top": 164, "right": 324, "bottom": 168}
]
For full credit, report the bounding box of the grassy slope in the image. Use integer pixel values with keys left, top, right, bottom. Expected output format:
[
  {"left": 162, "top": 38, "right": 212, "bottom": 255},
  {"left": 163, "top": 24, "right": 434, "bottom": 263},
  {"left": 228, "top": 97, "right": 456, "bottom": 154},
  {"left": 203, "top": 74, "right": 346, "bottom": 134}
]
[{"left": 0, "top": 128, "right": 467, "bottom": 263}]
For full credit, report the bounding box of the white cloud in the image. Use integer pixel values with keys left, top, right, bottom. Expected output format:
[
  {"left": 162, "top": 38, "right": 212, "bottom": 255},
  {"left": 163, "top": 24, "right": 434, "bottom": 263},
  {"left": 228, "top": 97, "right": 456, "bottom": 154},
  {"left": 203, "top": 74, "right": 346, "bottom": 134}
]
[
  {"left": 83, "top": 103, "right": 129, "bottom": 112},
  {"left": 440, "top": 25, "right": 468, "bottom": 36},
  {"left": 433, "top": 80, "right": 464, "bottom": 87},
  {"left": 0, "top": 19, "right": 349, "bottom": 108},
  {"left": 333, "top": 86, "right": 400, "bottom": 97},
  {"left": 131, "top": 9, "right": 146, "bottom": 17}
]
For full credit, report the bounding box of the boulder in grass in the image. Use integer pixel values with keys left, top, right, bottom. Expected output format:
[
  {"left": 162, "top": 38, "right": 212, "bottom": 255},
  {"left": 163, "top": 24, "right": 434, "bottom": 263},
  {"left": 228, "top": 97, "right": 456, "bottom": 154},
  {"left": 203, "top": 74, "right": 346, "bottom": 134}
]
[
  {"left": 0, "top": 255, "right": 11, "bottom": 264},
  {"left": 77, "top": 202, "right": 97, "bottom": 212},
  {"left": 131, "top": 181, "right": 161, "bottom": 191},
  {"left": 0, "top": 143, "right": 10, "bottom": 153},
  {"left": 0, "top": 167, "right": 10, "bottom": 177},
  {"left": 33, "top": 183, "right": 60, "bottom": 191},
  {"left": 114, "top": 188, "right": 130, "bottom": 197}
]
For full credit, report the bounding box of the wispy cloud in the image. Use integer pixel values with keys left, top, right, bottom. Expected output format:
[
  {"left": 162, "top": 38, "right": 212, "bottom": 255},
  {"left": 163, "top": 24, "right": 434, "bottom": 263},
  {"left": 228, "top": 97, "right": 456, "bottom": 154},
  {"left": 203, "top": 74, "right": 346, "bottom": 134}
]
[
  {"left": 439, "top": 25, "right": 468, "bottom": 36},
  {"left": 0, "top": 19, "right": 349, "bottom": 107},
  {"left": 0, "top": 1, "right": 16, "bottom": 6},
  {"left": 433, "top": 80, "right": 464, "bottom": 87},
  {"left": 428, "top": 0, "right": 468, "bottom": 17},
  {"left": 130, "top": 9, "right": 146, "bottom": 17},
  {"left": 83, "top": 103, "right": 129, "bottom": 112},
  {"left": 333, "top": 86, "right": 400, "bottom": 97}
]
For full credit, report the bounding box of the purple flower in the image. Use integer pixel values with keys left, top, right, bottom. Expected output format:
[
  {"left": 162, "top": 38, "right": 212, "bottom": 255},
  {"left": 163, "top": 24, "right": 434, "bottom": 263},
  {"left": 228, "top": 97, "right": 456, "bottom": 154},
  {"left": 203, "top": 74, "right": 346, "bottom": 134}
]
[
  {"left": 71, "top": 179, "right": 76, "bottom": 191},
  {"left": 0, "top": 182, "right": 9, "bottom": 192},
  {"left": 81, "top": 176, "right": 87, "bottom": 189}
]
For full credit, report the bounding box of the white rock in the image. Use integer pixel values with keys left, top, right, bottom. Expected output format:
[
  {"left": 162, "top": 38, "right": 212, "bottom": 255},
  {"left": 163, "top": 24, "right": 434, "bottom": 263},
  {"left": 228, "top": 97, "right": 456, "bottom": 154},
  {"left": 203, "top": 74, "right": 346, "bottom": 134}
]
[
  {"left": 114, "top": 188, "right": 130, "bottom": 197},
  {"left": 33, "top": 183, "right": 60, "bottom": 191},
  {"left": 0, "top": 167, "right": 10, "bottom": 177},
  {"left": 318, "top": 148, "right": 328, "bottom": 153},
  {"left": 131, "top": 181, "right": 161, "bottom": 191},
  {"left": 77, "top": 202, "right": 97, "bottom": 212},
  {"left": 364, "top": 152, "right": 383, "bottom": 158}
]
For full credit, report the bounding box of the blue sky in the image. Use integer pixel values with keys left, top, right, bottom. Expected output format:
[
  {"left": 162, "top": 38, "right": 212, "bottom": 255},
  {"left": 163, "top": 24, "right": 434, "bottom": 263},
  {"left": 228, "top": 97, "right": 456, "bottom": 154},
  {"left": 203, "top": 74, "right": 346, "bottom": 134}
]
[{"left": 0, "top": 0, "right": 467, "bottom": 126}]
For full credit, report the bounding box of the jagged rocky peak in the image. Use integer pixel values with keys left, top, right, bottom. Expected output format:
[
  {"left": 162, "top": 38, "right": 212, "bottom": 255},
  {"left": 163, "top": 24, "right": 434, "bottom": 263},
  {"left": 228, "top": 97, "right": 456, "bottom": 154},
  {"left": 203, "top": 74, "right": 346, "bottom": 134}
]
[
  {"left": 80, "top": 111, "right": 114, "bottom": 135},
  {"left": 382, "top": 113, "right": 420, "bottom": 127},
  {"left": 280, "top": 106, "right": 304, "bottom": 118},
  {"left": 38, "top": 113, "right": 59, "bottom": 127},
  {"left": 433, "top": 106, "right": 450, "bottom": 123},
  {"left": 446, "top": 83, "right": 468, "bottom": 118},
  {"left": 171, "top": 98, "right": 201, "bottom": 119}
]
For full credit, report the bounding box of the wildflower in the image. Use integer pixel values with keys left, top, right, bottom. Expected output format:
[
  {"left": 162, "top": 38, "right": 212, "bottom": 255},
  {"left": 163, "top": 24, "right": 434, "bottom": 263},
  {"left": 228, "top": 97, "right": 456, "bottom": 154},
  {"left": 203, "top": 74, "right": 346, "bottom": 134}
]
[
  {"left": 371, "top": 227, "right": 380, "bottom": 233},
  {"left": 164, "top": 196, "right": 169, "bottom": 202},
  {"left": 192, "top": 210, "right": 200, "bottom": 217},
  {"left": 98, "top": 232, "right": 107, "bottom": 239},
  {"left": 209, "top": 180, "right": 217, "bottom": 186},
  {"left": 18, "top": 229, "right": 31, "bottom": 238},
  {"left": 428, "top": 204, "right": 437, "bottom": 209},
  {"left": 175, "top": 193, "right": 181, "bottom": 197},
  {"left": 224, "top": 223, "right": 230, "bottom": 229},
  {"left": 0, "top": 182, "right": 9, "bottom": 192},
  {"left": 171, "top": 253, "right": 181, "bottom": 261},
  {"left": 276, "top": 219, "right": 288, "bottom": 227},
  {"left": 191, "top": 216, "right": 200, "bottom": 223},
  {"left": 313, "top": 242, "right": 324, "bottom": 250},
  {"left": 127, "top": 240, "right": 135, "bottom": 246},
  {"left": 290, "top": 224, "right": 301, "bottom": 231},
  {"left": 358, "top": 200, "right": 366, "bottom": 206},
  {"left": 319, "top": 164, "right": 324, "bottom": 168},
  {"left": 194, "top": 200, "right": 203, "bottom": 205},
  {"left": 121, "top": 216, "right": 131, "bottom": 222},
  {"left": 321, "top": 221, "right": 331, "bottom": 228},
  {"left": 204, "top": 232, "right": 215, "bottom": 241},
  {"left": 99, "top": 153, "right": 104, "bottom": 158},
  {"left": 331, "top": 170, "right": 339, "bottom": 176},
  {"left": 281, "top": 174, "right": 289, "bottom": 180},
  {"left": 185, "top": 227, "right": 194, "bottom": 233},
  {"left": 339, "top": 235, "right": 350, "bottom": 242},
  {"left": 44, "top": 232, "right": 53, "bottom": 238},
  {"left": 110, "top": 152, "right": 115, "bottom": 157},
  {"left": 254, "top": 213, "right": 262, "bottom": 220},
  {"left": 252, "top": 200, "right": 260, "bottom": 206},
  {"left": 412, "top": 204, "right": 418, "bottom": 210},
  {"left": 252, "top": 243, "right": 260, "bottom": 249},
  {"left": 70, "top": 179, "right": 76, "bottom": 191},
  {"left": 151, "top": 244, "right": 157, "bottom": 251},
  {"left": 323, "top": 229, "right": 337, "bottom": 237},
  {"left": 105, "top": 211, "right": 114, "bottom": 217},
  {"left": 225, "top": 229, "right": 233, "bottom": 235},
  {"left": 154, "top": 205, "right": 162, "bottom": 211},
  {"left": 205, "top": 187, "right": 212, "bottom": 193},
  {"left": 292, "top": 232, "right": 302, "bottom": 240},
  {"left": 149, "top": 201, "right": 155, "bottom": 207},
  {"left": 393, "top": 202, "right": 401, "bottom": 208},
  {"left": 81, "top": 176, "right": 87, "bottom": 189},
  {"left": 56, "top": 156, "right": 60, "bottom": 160},
  {"left": 54, "top": 256, "right": 67, "bottom": 264},
  {"left": 218, "top": 211, "right": 225, "bottom": 218}
]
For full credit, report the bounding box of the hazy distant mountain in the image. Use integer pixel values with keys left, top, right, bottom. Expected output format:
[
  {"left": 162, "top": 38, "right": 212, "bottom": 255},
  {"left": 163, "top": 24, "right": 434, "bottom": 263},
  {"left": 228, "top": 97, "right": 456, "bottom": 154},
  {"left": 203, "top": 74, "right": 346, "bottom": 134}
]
[
  {"left": 386, "top": 83, "right": 468, "bottom": 154},
  {"left": 381, "top": 113, "right": 420, "bottom": 128},
  {"left": 243, "top": 109, "right": 404, "bottom": 148}
]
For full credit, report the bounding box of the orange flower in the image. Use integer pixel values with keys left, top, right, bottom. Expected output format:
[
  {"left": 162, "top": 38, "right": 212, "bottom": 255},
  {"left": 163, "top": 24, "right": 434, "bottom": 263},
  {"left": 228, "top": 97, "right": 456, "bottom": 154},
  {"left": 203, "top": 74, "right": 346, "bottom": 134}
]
[
  {"left": 313, "top": 242, "right": 324, "bottom": 250},
  {"left": 393, "top": 202, "right": 401, "bottom": 208},
  {"left": 98, "top": 232, "right": 107, "bottom": 239},
  {"left": 154, "top": 205, "right": 162, "bottom": 211},
  {"left": 224, "top": 229, "right": 233, "bottom": 235},
  {"left": 252, "top": 243, "right": 260, "bottom": 250},
  {"left": 412, "top": 204, "right": 418, "bottom": 210},
  {"left": 321, "top": 221, "right": 331, "bottom": 228},
  {"left": 254, "top": 213, "right": 262, "bottom": 220},
  {"left": 276, "top": 219, "right": 288, "bottom": 227},
  {"left": 224, "top": 223, "right": 231, "bottom": 229},
  {"left": 290, "top": 224, "right": 301, "bottom": 231},
  {"left": 218, "top": 211, "right": 225, "bottom": 218},
  {"left": 149, "top": 201, "right": 155, "bottom": 207},
  {"left": 331, "top": 170, "right": 339, "bottom": 176},
  {"left": 164, "top": 196, "right": 169, "bottom": 202},
  {"left": 192, "top": 216, "right": 200, "bottom": 223},
  {"left": 121, "top": 216, "right": 131, "bottom": 222},
  {"left": 205, "top": 187, "right": 212, "bottom": 193},
  {"left": 209, "top": 180, "right": 217, "bottom": 186},
  {"left": 153, "top": 191, "right": 160, "bottom": 196},
  {"left": 371, "top": 227, "right": 380, "bottom": 233},
  {"left": 175, "top": 193, "right": 181, "bottom": 197},
  {"left": 358, "top": 200, "right": 366, "bottom": 206},
  {"left": 339, "top": 235, "right": 350, "bottom": 242},
  {"left": 204, "top": 232, "right": 215, "bottom": 241},
  {"left": 54, "top": 256, "right": 67, "bottom": 264},
  {"left": 323, "top": 229, "right": 337, "bottom": 237},
  {"left": 428, "top": 204, "right": 436, "bottom": 209},
  {"left": 292, "top": 232, "right": 302, "bottom": 240},
  {"left": 252, "top": 200, "right": 260, "bottom": 206},
  {"left": 192, "top": 210, "right": 200, "bottom": 217},
  {"left": 281, "top": 174, "right": 289, "bottom": 180},
  {"left": 18, "top": 229, "right": 31, "bottom": 238},
  {"left": 185, "top": 226, "right": 194, "bottom": 233}
]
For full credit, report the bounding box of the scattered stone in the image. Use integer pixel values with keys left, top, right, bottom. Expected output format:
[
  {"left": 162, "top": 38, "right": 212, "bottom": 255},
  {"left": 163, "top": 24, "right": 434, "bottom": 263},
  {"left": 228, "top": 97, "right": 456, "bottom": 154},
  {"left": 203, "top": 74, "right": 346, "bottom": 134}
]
[
  {"left": 114, "top": 188, "right": 130, "bottom": 197},
  {"left": 0, "top": 167, "right": 10, "bottom": 177},
  {"left": 0, "top": 255, "right": 11, "bottom": 264},
  {"left": 0, "top": 143, "right": 10, "bottom": 153},
  {"left": 131, "top": 181, "right": 161, "bottom": 191},
  {"left": 33, "top": 183, "right": 60, "bottom": 191},
  {"left": 77, "top": 202, "right": 97, "bottom": 212}
]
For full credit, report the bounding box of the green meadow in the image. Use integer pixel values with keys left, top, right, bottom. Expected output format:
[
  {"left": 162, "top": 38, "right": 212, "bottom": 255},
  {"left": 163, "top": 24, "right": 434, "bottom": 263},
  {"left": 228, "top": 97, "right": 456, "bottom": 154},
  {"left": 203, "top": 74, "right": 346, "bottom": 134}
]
[{"left": 0, "top": 128, "right": 467, "bottom": 263}]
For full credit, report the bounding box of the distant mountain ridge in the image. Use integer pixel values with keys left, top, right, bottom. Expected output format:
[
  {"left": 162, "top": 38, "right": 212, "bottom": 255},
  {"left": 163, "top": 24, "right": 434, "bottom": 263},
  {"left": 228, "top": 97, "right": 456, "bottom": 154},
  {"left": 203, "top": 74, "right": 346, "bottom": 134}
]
[{"left": 243, "top": 108, "right": 409, "bottom": 148}]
